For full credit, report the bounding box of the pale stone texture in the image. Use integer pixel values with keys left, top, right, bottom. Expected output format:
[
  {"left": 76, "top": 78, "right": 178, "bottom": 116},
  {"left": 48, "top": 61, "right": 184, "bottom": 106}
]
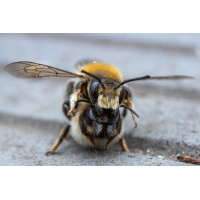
[{"left": 0, "top": 33, "right": 199, "bottom": 166}]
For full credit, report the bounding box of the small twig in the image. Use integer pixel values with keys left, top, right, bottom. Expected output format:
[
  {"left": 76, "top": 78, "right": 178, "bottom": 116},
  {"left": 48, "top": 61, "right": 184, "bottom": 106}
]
[{"left": 177, "top": 155, "right": 200, "bottom": 165}]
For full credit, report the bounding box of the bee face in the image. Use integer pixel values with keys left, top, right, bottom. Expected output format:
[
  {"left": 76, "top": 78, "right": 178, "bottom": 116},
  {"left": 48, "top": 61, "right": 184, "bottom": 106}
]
[{"left": 88, "top": 78, "right": 125, "bottom": 110}]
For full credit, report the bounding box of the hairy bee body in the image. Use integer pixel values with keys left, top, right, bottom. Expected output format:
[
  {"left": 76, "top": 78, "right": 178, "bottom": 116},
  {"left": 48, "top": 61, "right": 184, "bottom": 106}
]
[
  {"left": 63, "top": 60, "right": 126, "bottom": 150},
  {"left": 4, "top": 60, "right": 192, "bottom": 155},
  {"left": 69, "top": 112, "right": 124, "bottom": 149}
]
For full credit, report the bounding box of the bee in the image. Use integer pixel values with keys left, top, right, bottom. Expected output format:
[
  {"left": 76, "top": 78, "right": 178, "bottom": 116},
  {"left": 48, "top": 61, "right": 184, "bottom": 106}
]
[{"left": 4, "top": 60, "right": 193, "bottom": 155}]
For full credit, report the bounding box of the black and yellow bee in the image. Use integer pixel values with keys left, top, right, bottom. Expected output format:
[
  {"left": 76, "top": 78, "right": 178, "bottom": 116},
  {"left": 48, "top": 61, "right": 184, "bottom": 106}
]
[{"left": 4, "top": 60, "right": 193, "bottom": 155}]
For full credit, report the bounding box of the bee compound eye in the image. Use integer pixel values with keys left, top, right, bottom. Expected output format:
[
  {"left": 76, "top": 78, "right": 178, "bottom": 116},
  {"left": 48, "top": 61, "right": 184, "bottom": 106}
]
[
  {"left": 85, "top": 107, "right": 95, "bottom": 123},
  {"left": 119, "top": 86, "right": 125, "bottom": 104},
  {"left": 90, "top": 81, "right": 99, "bottom": 102}
]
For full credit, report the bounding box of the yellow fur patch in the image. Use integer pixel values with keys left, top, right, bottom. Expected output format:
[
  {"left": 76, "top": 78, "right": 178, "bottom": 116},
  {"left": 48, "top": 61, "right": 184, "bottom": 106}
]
[{"left": 83, "top": 62, "right": 123, "bottom": 82}]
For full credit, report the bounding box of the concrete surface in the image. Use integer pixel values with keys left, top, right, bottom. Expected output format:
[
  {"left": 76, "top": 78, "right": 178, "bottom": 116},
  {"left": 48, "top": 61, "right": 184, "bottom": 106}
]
[
  {"left": 0, "top": 33, "right": 199, "bottom": 166},
  {"left": 0, "top": 115, "right": 191, "bottom": 166}
]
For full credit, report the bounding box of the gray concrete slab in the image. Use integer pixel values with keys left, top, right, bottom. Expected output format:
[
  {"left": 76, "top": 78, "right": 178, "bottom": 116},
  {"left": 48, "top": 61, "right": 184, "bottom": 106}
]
[
  {"left": 65, "top": 33, "right": 200, "bottom": 50},
  {"left": 125, "top": 97, "right": 200, "bottom": 160},
  {"left": 0, "top": 93, "right": 199, "bottom": 164},
  {"left": 0, "top": 124, "right": 191, "bottom": 166},
  {"left": 60, "top": 33, "right": 200, "bottom": 57},
  {"left": 0, "top": 33, "right": 199, "bottom": 165}
]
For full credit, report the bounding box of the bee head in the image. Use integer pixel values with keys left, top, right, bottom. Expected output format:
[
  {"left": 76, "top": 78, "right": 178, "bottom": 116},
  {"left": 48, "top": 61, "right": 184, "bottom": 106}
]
[
  {"left": 95, "top": 79, "right": 124, "bottom": 110},
  {"left": 79, "top": 69, "right": 141, "bottom": 136},
  {"left": 81, "top": 69, "right": 125, "bottom": 110}
]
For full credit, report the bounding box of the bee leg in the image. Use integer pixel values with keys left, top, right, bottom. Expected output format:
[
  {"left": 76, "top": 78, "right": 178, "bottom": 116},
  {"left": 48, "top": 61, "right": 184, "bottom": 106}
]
[
  {"left": 131, "top": 114, "right": 137, "bottom": 128},
  {"left": 104, "top": 136, "right": 117, "bottom": 152},
  {"left": 67, "top": 92, "right": 81, "bottom": 117},
  {"left": 123, "top": 88, "right": 137, "bottom": 127},
  {"left": 84, "top": 136, "right": 96, "bottom": 152},
  {"left": 126, "top": 101, "right": 137, "bottom": 128},
  {"left": 67, "top": 82, "right": 85, "bottom": 117},
  {"left": 45, "top": 125, "right": 70, "bottom": 156},
  {"left": 119, "top": 134, "right": 129, "bottom": 152},
  {"left": 63, "top": 81, "right": 75, "bottom": 117},
  {"left": 87, "top": 137, "right": 97, "bottom": 153}
]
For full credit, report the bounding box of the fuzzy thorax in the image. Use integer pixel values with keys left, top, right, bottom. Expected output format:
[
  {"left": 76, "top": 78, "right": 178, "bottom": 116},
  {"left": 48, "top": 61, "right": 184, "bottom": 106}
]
[{"left": 83, "top": 62, "right": 123, "bottom": 82}]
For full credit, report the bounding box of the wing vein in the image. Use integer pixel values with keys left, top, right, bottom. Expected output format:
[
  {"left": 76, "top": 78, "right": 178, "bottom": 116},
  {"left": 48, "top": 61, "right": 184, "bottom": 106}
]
[{"left": 4, "top": 61, "right": 83, "bottom": 79}]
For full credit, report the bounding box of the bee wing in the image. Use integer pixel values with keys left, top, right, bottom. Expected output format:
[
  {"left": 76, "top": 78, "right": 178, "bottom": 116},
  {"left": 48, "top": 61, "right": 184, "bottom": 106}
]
[
  {"left": 4, "top": 61, "right": 83, "bottom": 79},
  {"left": 143, "top": 75, "right": 194, "bottom": 80}
]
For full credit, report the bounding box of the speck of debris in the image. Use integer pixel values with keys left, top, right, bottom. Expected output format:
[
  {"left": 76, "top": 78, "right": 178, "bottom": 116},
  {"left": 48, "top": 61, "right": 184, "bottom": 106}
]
[{"left": 158, "top": 155, "right": 164, "bottom": 159}]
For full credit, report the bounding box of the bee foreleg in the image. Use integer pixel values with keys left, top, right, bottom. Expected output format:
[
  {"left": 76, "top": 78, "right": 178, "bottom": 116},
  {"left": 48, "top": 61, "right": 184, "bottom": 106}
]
[
  {"left": 125, "top": 100, "right": 137, "bottom": 128},
  {"left": 67, "top": 91, "right": 80, "bottom": 117},
  {"left": 119, "top": 134, "right": 129, "bottom": 152},
  {"left": 45, "top": 125, "right": 70, "bottom": 156},
  {"left": 67, "top": 81, "right": 85, "bottom": 117},
  {"left": 123, "top": 88, "right": 137, "bottom": 127}
]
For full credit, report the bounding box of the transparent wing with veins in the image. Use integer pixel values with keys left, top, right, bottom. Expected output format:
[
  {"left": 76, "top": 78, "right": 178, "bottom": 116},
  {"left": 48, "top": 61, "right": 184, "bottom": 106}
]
[{"left": 4, "top": 61, "right": 83, "bottom": 79}]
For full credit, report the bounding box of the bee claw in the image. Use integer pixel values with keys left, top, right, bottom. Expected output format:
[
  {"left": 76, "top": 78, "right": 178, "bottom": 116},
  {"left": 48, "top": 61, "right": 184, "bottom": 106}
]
[
  {"left": 134, "top": 122, "right": 138, "bottom": 128},
  {"left": 45, "top": 151, "right": 53, "bottom": 156},
  {"left": 93, "top": 149, "right": 97, "bottom": 153}
]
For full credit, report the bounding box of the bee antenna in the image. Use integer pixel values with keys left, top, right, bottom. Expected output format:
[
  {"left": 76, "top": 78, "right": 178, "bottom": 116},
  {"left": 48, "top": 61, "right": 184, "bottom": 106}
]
[
  {"left": 114, "top": 75, "right": 151, "bottom": 90},
  {"left": 81, "top": 70, "right": 106, "bottom": 89},
  {"left": 120, "top": 105, "right": 140, "bottom": 118}
]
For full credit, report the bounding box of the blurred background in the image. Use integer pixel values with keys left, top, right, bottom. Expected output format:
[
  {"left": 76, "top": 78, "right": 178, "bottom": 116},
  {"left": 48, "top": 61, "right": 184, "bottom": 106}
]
[
  {"left": 0, "top": 33, "right": 200, "bottom": 165},
  {"left": 0, "top": 33, "right": 199, "bottom": 121}
]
